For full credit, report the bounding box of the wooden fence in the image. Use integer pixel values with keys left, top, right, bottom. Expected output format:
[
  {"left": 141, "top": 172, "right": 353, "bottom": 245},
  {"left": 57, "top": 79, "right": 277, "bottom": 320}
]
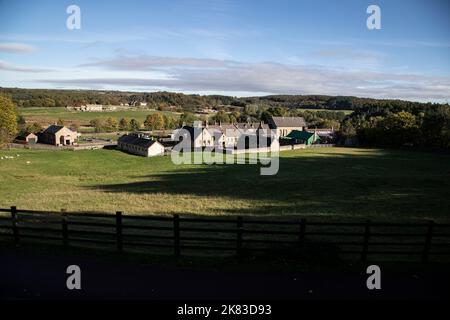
[{"left": 1, "top": 207, "right": 449, "bottom": 262}]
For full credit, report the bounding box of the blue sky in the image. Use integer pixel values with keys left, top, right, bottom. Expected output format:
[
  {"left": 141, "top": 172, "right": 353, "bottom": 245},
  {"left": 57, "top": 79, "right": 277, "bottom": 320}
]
[{"left": 0, "top": 0, "right": 449, "bottom": 101}]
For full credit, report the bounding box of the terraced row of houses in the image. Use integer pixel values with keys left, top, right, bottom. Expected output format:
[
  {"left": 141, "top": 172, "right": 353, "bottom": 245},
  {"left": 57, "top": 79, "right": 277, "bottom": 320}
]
[{"left": 171, "top": 116, "right": 308, "bottom": 149}]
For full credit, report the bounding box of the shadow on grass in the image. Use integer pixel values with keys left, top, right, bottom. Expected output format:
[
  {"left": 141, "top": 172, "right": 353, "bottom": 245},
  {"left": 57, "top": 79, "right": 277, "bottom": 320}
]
[{"left": 88, "top": 149, "right": 450, "bottom": 220}]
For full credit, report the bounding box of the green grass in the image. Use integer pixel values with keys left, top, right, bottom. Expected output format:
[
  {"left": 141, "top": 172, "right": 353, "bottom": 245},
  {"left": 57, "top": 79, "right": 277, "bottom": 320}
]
[
  {"left": 0, "top": 147, "right": 449, "bottom": 221},
  {"left": 19, "top": 107, "right": 180, "bottom": 126}
]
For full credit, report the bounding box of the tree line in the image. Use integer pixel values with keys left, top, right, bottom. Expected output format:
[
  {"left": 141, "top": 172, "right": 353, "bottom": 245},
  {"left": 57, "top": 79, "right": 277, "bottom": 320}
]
[
  {"left": 4, "top": 87, "right": 445, "bottom": 114},
  {"left": 1, "top": 90, "right": 449, "bottom": 150},
  {"left": 89, "top": 114, "right": 179, "bottom": 133},
  {"left": 339, "top": 105, "right": 450, "bottom": 149}
]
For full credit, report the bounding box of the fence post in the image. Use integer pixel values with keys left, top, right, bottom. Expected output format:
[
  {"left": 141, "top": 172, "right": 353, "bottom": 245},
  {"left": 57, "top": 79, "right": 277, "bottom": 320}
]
[
  {"left": 61, "top": 209, "right": 68, "bottom": 247},
  {"left": 299, "top": 218, "right": 306, "bottom": 248},
  {"left": 422, "top": 220, "right": 434, "bottom": 263},
  {"left": 116, "top": 211, "right": 123, "bottom": 252},
  {"left": 173, "top": 214, "right": 180, "bottom": 257},
  {"left": 361, "top": 220, "right": 371, "bottom": 262},
  {"left": 11, "top": 206, "right": 19, "bottom": 245},
  {"left": 236, "top": 216, "right": 243, "bottom": 257}
]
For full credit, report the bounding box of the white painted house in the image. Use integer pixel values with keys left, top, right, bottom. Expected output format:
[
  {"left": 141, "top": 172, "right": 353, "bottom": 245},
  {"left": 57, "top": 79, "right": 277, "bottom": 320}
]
[
  {"left": 172, "top": 123, "right": 214, "bottom": 149},
  {"left": 172, "top": 121, "right": 275, "bottom": 150}
]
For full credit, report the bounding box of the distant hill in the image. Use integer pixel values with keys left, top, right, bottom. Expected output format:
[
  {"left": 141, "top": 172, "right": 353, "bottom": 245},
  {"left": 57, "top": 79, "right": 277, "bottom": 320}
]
[{"left": 1, "top": 87, "right": 446, "bottom": 113}]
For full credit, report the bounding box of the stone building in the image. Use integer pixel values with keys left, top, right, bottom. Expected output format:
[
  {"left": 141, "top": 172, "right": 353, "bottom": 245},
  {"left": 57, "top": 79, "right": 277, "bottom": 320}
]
[
  {"left": 38, "top": 125, "right": 78, "bottom": 146},
  {"left": 118, "top": 133, "right": 165, "bottom": 157},
  {"left": 268, "top": 116, "right": 307, "bottom": 137}
]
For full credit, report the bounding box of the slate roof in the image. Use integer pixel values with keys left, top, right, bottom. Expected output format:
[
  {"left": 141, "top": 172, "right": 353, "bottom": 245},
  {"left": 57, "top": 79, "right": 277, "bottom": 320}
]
[
  {"left": 118, "top": 134, "right": 159, "bottom": 148},
  {"left": 270, "top": 117, "right": 306, "bottom": 128},
  {"left": 16, "top": 132, "right": 37, "bottom": 140},
  {"left": 43, "top": 125, "right": 65, "bottom": 134}
]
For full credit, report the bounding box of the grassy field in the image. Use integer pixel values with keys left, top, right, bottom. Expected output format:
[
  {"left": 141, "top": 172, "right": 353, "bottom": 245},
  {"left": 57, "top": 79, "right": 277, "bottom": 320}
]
[
  {"left": 19, "top": 107, "right": 180, "bottom": 126},
  {"left": 19, "top": 107, "right": 351, "bottom": 127},
  {"left": 0, "top": 147, "right": 449, "bottom": 221}
]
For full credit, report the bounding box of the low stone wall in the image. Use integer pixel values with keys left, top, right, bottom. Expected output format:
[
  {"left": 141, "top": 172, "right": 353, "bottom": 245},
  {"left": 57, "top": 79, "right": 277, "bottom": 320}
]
[
  {"left": 71, "top": 142, "right": 117, "bottom": 151},
  {"left": 306, "top": 144, "right": 335, "bottom": 148},
  {"left": 215, "top": 144, "right": 306, "bottom": 155},
  {"left": 8, "top": 142, "right": 117, "bottom": 151}
]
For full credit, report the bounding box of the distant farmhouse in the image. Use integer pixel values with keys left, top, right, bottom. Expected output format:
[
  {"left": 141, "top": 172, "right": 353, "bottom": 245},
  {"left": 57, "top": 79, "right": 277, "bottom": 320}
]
[
  {"left": 38, "top": 125, "right": 78, "bottom": 146},
  {"left": 66, "top": 104, "right": 117, "bottom": 112},
  {"left": 196, "top": 107, "right": 218, "bottom": 115},
  {"left": 118, "top": 133, "right": 165, "bottom": 157}
]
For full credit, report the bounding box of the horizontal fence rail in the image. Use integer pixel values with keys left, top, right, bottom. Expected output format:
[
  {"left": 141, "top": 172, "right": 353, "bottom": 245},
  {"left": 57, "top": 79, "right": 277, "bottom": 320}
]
[{"left": 0, "top": 207, "right": 450, "bottom": 262}]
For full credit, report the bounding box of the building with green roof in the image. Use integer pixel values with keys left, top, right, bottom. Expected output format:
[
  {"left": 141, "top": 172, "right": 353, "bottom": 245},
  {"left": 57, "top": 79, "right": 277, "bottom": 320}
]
[{"left": 285, "top": 130, "right": 321, "bottom": 145}]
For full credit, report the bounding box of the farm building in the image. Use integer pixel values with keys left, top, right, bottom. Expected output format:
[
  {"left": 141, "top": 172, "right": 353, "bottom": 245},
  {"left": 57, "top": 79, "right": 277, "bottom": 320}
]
[
  {"left": 38, "top": 125, "right": 78, "bottom": 146},
  {"left": 268, "top": 116, "right": 307, "bottom": 137},
  {"left": 118, "top": 133, "right": 165, "bottom": 157},
  {"left": 14, "top": 132, "right": 38, "bottom": 144},
  {"left": 286, "top": 130, "right": 321, "bottom": 145},
  {"left": 15, "top": 132, "right": 38, "bottom": 144}
]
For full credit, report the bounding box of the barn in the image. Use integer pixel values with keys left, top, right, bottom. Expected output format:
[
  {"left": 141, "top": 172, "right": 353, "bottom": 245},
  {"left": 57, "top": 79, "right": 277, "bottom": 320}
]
[
  {"left": 118, "top": 133, "right": 165, "bottom": 157},
  {"left": 15, "top": 132, "right": 38, "bottom": 144},
  {"left": 38, "top": 125, "right": 78, "bottom": 146}
]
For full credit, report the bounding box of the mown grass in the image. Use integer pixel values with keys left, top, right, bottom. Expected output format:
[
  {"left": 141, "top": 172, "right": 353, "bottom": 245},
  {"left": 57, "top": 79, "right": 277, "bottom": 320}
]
[{"left": 0, "top": 147, "right": 449, "bottom": 221}]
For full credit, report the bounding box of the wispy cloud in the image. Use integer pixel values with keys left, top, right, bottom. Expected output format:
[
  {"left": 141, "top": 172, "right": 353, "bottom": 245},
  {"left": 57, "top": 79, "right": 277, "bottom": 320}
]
[
  {"left": 314, "top": 48, "right": 385, "bottom": 61},
  {"left": 0, "top": 26, "right": 263, "bottom": 46},
  {"left": 79, "top": 55, "right": 237, "bottom": 70},
  {"left": 0, "top": 60, "right": 52, "bottom": 73},
  {"left": 36, "top": 55, "right": 450, "bottom": 101},
  {"left": 0, "top": 42, "right": 38, "bottom": 53}
]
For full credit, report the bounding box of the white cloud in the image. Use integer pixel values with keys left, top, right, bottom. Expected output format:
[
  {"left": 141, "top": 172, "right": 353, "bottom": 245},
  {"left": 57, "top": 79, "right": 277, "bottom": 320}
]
[
  {"left": 36, "top": 55, "right": 450, "bottom": 101},
  {"left": 0, "top": 42, "right": 37, "bottom": 53},
  {"left": 79, "top": 55, "right": 236, "bottom": 70},
  {"left": 0, "top": 60, "right": 52, "bottom": 73}
]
